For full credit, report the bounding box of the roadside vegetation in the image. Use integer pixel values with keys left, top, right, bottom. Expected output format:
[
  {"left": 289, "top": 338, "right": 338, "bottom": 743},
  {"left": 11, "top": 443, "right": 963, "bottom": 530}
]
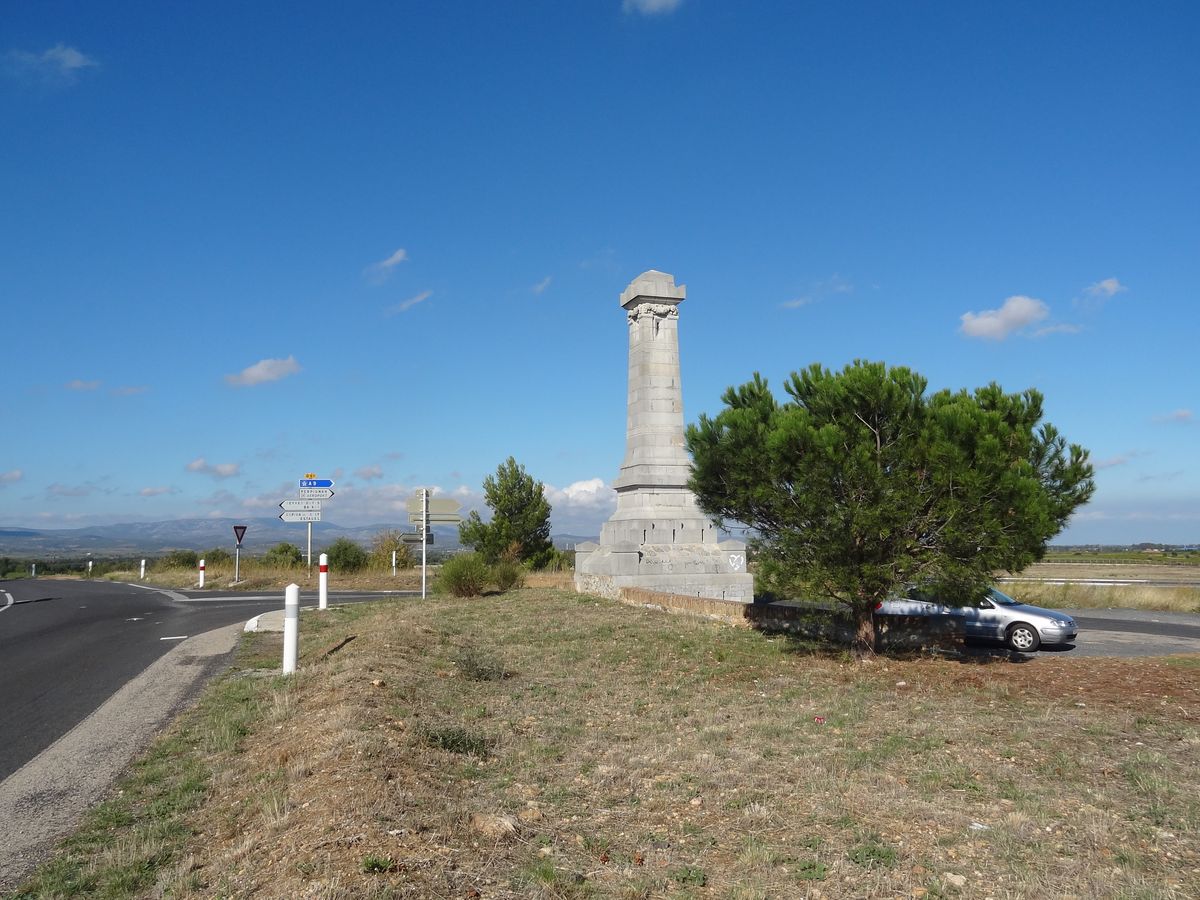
[
  {"left": 11, "top": 587, "right": 1199, "bottom": 899},
  {"left": 687, "top": 361, "right": 1095, "bottom": 656},
  {"left": 1045, "top": 548, "right": 1200, "bottom": 565},
  {"left": 1005, "top": 580, "right": 1200, "bottom": 614}
]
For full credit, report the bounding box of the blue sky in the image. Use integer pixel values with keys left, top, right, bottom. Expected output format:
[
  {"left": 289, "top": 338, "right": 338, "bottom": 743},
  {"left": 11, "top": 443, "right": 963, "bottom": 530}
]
[{"left": 2, "top": 1, "right": 1197, "bottom": 545}]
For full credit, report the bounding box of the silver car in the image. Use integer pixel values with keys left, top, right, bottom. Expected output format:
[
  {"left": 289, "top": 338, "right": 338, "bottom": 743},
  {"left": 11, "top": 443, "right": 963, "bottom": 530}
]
[{"left": 876, "top": 586, "right": 1078, "bottom": 652}]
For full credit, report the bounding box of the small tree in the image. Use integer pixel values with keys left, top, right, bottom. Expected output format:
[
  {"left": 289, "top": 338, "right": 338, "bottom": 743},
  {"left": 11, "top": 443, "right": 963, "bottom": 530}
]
[
  {"left": 204, "top": 547, "right": 233, "bottom": 566},
  {"left": 686, "top": 361, "right": 1095, "bottom": 657},
  {"left": 324, "top": 537, "right": 368, "bottom": 573},
  {"left": 262, "top": 542, "right": 303, "bottom": 568},
  {"left": 459, "top": 457, "right": 555, "bottom": 568},
  {"left": 370, "top": 530, "right": 414, "bottom": 570}
]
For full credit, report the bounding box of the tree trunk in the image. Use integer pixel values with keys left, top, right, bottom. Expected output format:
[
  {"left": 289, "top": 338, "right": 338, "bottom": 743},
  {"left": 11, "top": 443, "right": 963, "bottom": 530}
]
[{"left": 853, "top": 604, "right": 878, "bottom": 660}]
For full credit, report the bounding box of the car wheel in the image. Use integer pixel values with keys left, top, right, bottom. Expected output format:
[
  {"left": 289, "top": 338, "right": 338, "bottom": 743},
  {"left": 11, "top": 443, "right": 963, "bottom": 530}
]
[{"left": 1006, "top": 623, "right": 1040, "bottom": 652}]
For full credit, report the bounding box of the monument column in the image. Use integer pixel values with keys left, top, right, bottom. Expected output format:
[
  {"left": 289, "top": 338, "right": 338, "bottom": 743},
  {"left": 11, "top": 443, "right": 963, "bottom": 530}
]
[{"left": 575, "top": 270, "right": 754, "bottom": 603}]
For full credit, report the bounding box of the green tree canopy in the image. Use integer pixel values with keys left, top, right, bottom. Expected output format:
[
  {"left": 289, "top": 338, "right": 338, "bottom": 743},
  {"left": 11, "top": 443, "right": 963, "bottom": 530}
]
[
  {"left": 323, "top": 537, "right": 368, "bottom": 572},
  {"left": 686, "top": 361, "right": 1095, "bottom": 656},
  {"left": 459, "top": 457, "right": 554, "bottom": 568},
  {"left": 261, "top": 542, "right": 302, "bottom": 568},
  {"left": 371, "top": 530, "right": 414, "bottom": 570}
]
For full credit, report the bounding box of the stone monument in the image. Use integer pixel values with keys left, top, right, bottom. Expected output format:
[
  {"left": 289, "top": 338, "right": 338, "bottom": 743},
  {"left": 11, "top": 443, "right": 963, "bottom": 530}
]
[{"left": 574, "top": 270, "right": 754, "bottom": 602}]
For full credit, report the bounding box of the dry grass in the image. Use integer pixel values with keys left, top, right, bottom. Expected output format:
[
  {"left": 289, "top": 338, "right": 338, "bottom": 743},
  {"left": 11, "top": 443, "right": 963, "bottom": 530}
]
[
  {"left": 143, "top": 588, "right": 1200, "bottom": 899},
  {"left": 96, "top": 562, "right": 428, "bottom": 593},
  {"left": 1006, "top": 581, "right": 1200, "bottom": 613}
]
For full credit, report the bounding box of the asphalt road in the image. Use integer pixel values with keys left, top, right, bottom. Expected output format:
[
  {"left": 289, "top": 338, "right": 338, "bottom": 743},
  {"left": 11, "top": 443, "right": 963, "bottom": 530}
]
[{"left": 0, "top": 578, "right": 414, "bottom": 783}]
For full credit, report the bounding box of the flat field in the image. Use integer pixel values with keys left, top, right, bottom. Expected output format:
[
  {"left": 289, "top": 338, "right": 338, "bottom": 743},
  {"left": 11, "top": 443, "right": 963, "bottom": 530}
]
[
  {"left": 16, "top": 588, "right": 1200, "bottom": 899},
  {"left": 1003, "top": 562, "right": 1200, "bottom": 613}
]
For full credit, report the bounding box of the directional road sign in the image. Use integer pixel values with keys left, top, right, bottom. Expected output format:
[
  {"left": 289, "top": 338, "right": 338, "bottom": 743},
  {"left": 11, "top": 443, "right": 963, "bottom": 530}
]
[
  {"left": 401, "top": 531, "right": 433, "bottom": 545},
  {"left": 300, "top": 478, "right": 335, "bottom": 488},
  {"left": 280, "top": 510, "right": 321, "bottom": 522},
  {"left": 406, "top": 496, "right": 461, "bottom": 515},
  {"left": 410, "top": 514, "right": 462, "bottom": 525},
  {"left": 298, "top": 488, "right": 335, "bottom": 500},
  {"left": 280, "top": 499, "right": 322, "bottom": 511}
]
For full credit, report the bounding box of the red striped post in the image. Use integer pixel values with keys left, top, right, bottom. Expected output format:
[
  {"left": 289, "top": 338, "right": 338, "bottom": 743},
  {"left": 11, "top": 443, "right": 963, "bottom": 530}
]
[
  {"left": 198, "top": 558, "right": 206, "bottom": 589},
  {"left": 318, "top": 552, "right": 328, "bottom": 610}
]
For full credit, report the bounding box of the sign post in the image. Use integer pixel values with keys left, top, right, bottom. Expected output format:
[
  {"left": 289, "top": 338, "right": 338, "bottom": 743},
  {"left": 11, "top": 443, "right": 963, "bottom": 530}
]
[
  {"left": 407, "top": 491, "right": 462, "bottom": 599},
  {"left": 284, "top": 474, "right": 335, "bottom": 572},
  {"left": 233, "top": 525, "right": 247, "bottom": 584}
]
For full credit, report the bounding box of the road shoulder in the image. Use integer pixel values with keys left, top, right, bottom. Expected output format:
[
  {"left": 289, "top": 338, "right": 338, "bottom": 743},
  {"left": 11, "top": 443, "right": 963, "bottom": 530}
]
[{"left": 0, "top": 622, "right": 243, "bottom": 891}]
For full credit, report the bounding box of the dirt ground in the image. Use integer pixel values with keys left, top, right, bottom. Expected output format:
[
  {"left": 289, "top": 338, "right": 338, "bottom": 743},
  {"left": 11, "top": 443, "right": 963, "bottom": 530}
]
[{"left": 135, "top": 588, "right": 1200, "bottom": 900}]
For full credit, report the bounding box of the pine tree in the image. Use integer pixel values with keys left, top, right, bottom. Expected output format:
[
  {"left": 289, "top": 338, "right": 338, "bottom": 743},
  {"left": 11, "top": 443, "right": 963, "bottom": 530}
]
[
  {"left": 686, "top": 361, "right": 1095, "bottom": 657},
  {"left": 459, "top": 457, "right": 555, "bottom": 568}
]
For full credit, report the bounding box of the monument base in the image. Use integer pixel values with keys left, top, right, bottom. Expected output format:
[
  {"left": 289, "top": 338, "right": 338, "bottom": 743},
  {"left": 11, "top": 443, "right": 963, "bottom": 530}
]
[{"left": 574, "top": 540, "right": 753, "bottom": 602}]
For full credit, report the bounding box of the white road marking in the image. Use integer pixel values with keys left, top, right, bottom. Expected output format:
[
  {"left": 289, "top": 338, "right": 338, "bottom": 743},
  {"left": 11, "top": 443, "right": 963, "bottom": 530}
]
[
  {"left": 159, "top": 635, "right": 188, "bottom": 641},
  {"left": 126, "top": 617, "right": 144, "bottom": 621},
  {"left": 0, "top": 591, "right": 13, "bottom": 613}
]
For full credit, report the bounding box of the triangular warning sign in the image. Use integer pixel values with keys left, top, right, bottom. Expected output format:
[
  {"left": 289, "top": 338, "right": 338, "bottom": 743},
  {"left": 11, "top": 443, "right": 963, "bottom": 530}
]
[{"left": 233, "top": 525, "right": 248, "bottom": 545}]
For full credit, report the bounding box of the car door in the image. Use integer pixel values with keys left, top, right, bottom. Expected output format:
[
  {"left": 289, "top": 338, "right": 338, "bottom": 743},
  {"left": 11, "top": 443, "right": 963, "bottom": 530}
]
[{"left": 961, "top": 596, "right": 1006, "bottom": 639}]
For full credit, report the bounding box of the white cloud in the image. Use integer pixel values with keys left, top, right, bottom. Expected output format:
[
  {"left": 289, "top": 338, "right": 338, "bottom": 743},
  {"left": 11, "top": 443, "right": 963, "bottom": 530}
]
[
  {"left": 1094, "top": 452, "right": 1140, "bottom": 470},
  {"left": 959, "top": 295, "right": 1049, "bottom": 340},
  {"left": 139, "top": 486, "right": 177, "bottom": 497},
  {"left": 1086, "top": 277, "right": 1126, "bottom": 298},
  {"left": 1033, "top": 323, "right": 1082, "bottom": 338},
  {"left": 532, "top": 276, "right": 552, "bottom": 295},
  {"left": 545, "top": 478, "right": 617, "bottom": 533},
  {"left": 1153, "top": 409, "right": 1194, "bottom": 424},
  {"left": 186, "top": 457, "right": 241, "bottom": 479},
  {"left": 5, "top": 43, "right": 98, "bottom": 86},
  {"left": 779, "top": 275, "right": 853, "bottom": 310},
  {"left": 0, "top": 469, "right": 22, "bottom": 487},
  {"left": 65, "top": 379, "right": 101, "bottom": 391},
  {"left": 623, "top": 0, "right": 684, "bottom": 14},
  {"left": 224, "top": 355, "right": 301, "bottom": 387},
  {"left": 47, "top": 482, "right": 95, "bottom": 498},
  {"left": 385, "top": 290, "right": 432, "bottom": 316},
  {"left": 364, "top": 247, "right": 408, "bottom": 284},
  {"left": 355, "top": 465, "right": 384, "bottom": 481}
]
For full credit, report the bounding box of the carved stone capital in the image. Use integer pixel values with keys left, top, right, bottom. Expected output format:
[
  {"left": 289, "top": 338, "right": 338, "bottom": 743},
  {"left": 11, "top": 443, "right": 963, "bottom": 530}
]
[{"left": 627, "top": 302, "right": 679, "bottom": 324}]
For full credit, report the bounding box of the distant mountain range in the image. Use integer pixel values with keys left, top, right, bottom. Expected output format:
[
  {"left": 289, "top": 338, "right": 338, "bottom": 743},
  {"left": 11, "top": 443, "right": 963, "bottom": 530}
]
[{"left": 0, "top": 519, "right": 596, "bottom": 558}]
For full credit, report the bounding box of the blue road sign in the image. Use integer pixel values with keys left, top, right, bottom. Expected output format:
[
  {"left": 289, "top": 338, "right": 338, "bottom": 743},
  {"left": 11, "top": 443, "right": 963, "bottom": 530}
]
[{"left": 299, "top": 479, "right": 335, "bottom": 488}]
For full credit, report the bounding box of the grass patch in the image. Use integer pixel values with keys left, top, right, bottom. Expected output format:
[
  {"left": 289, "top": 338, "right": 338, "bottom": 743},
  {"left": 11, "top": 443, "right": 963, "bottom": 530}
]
[{"left": 13, "top": 588, "right": 1200, "bottom": 898}]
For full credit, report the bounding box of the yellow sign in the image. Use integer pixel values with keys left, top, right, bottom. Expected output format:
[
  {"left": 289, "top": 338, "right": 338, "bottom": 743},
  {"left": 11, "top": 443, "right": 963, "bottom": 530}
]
[{"left": 304, "top": 472, "right": 317, "bottom": 479}]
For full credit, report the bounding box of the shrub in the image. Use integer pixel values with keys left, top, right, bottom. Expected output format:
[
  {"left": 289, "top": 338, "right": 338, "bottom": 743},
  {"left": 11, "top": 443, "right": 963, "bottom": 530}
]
[
  {"left": 261, "top": 542, "right": 303, "bottom": 568},
  {"left": 204, "top": 547, "right": 233, "bottom": 566},
  {"left": 438, "top": 552, "right": 490, "bottom": 598},
  {"left": 454, "top": 645, "right": 512, "bottom": 681},
  {"left": 370, "top": 530, "right": 414, "bottom": 570},
  {"left": 539, "top": 547, "right": 575, "bottom": 572},
  {"left": 492, "top": 560, "right": 525, "bottom": 592},
  {"left": 323, "top": 537, "right": 368, "bottom": 573},
  {"left": 160, "top": 549, "right": 199, "bottom": 569}
]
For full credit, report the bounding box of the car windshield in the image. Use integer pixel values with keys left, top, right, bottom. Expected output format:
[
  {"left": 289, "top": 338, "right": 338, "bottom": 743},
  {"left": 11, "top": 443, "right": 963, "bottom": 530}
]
[{"left": 987, "top": 588, "right": 1020, "bottom": 606}]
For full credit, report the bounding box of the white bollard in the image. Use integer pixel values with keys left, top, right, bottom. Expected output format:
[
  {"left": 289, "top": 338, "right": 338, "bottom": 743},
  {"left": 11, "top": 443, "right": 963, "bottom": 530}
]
[
  {"left": 318, "top": 553, "right": 329, "bottom": 610},
  {"left": 140, "top": 559, "right": 146, "bottom": 580},
  {"left": 198, "top": 558, "right": 206, "bottom": 589},
  {"left": 392, "top": 549, "right": 397, "bottom": 577},
  {"left": 31, "top": 563, "right": 36, "bottom": 577},
  {"left": 283, "top": 583, "right": 299, "bottom": 674}
]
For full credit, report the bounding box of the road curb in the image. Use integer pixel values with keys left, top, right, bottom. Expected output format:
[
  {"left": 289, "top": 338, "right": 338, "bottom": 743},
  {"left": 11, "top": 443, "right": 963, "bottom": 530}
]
[{"left": 0, "top": 622, "right": 243, "bottom": 891}]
